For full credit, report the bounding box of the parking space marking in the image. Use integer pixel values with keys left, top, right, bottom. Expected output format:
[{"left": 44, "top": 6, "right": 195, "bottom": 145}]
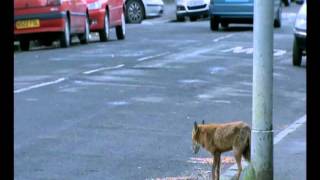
[
  {"left": 82, "top": 64, "right": 124, "bottom": 75},
  {"left": 213, "top": 34, "right": 234, "bottom": 42},
  {"left": 273, "top": 115, "right": 306, "bottom": 144},
  {"left": 221, "top": 46, "right": 286, "bottom": 56},
  {"left": 14, "top": 78, "right": 66, "bottom": 94},
  {"left": 146, "top": 176, "right": 194, "bottom": 180},
  {"left": 137, "top": 52, "right": 170, "bottom": 62}
]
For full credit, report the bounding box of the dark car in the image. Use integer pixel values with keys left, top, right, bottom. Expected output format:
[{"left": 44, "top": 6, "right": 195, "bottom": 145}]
[{"left": 209, "top": 0, "right": 282, "bottom": 31}]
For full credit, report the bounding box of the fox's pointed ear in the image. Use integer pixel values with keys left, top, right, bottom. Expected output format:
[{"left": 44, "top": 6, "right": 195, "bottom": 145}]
[
  {"left": 202, "top": 120, "right": 205, "bottom": 124},
  {"left": 194, "top": 121, "right": 198, "bottom": 131}
]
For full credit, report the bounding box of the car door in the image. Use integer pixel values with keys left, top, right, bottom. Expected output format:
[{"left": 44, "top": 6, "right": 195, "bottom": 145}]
[{"left": 213, "top": 0, "right": 254, "bottom": 16}]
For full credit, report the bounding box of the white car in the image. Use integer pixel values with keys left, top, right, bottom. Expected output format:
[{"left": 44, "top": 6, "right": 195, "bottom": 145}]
[
  {"left": 125, "top": 0, "right": 164, "bottom": 23},
  {"left": 292, "top": 1, "right": 306, "bottom": 66},
  {"left": 176, "top": 0, "right": 210, "bottom": 22}
]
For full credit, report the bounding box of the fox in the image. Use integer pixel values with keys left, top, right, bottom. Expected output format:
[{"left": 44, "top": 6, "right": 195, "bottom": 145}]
[{"left": 191, "top": 120, "right": 251, "bottom": 180}]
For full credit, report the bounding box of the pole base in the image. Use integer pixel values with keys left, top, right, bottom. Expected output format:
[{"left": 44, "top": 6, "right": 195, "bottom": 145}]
[{"left": 251, "top": 130, "right": 273, "bottom": 180}]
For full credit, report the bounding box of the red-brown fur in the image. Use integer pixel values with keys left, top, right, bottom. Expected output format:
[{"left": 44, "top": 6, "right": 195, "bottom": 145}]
[{"left": 192, "top": 121, "right": 251, "bottom": 180}]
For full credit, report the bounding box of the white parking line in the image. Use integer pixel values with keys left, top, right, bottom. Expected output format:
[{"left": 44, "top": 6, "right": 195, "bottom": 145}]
[
  {"left": 83, "top": 64, "right": 124, "bottom": 75},
  {"left": 273, "top": 115, "right": 306, "bottom": 144},
  {"left": 213, "top": 34, "right": 234, "bottom": 42},
  {"left": 14, "top": 78, "right": 66, "bottom": 94},
  {"left": 221, "top": 46, "right": 287, "bottom": 56},
  {"left": 137, "top": 52, "right": 170, "bottom": 62},
  {"left": 221, "top": 114, "right": 306, "bottom": 179}
]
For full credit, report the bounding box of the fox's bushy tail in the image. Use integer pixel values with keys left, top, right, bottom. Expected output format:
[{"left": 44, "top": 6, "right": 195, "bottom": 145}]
[{"left": 242, "top": 126, "right": 251, "bottom": 162}]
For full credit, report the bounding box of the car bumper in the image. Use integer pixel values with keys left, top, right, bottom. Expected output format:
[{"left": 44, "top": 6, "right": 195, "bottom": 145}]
[
  {"left": 145, "top": 4, "right": 164, "bottom": 17},
  {"left": 14, "top": 11, "right": 66, "bottom": 36},
  {"left": 88, "top": 9, "right": 105, "bottom": 31},
  {"left": 209, "top": 3, "right": 253, "bottom": 16},
  {"left": 294, "top": 29, "right": 306, "bottom": 50},
  {"left": 176, "top": 4, "right": 209, "bottom": 16}
]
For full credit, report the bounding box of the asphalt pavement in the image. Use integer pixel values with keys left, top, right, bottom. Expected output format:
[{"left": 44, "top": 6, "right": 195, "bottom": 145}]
[{"left": 14, "top": 2, "right": 306, "bottom": 180}]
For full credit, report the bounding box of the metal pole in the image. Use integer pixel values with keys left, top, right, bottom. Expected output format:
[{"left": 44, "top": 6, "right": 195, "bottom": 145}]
[{"left": 251, "top": 0, "right": 274, "bottom": 179}]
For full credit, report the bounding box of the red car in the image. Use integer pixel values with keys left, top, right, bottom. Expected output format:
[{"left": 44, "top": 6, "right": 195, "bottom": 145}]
[
  {"left": 86, "top": 0, "right": 125, "bottom": 41},
  {"left": 14, "top": 0, "right": 90, "bottom": 51}
]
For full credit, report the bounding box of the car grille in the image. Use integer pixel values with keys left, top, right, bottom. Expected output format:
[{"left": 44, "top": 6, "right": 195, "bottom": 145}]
[
  {"left": 177, "top": 5, "right": 186, "bottom": 11},
  {"left": 187, "top": 4, "right": 206, "bottom": 10}
]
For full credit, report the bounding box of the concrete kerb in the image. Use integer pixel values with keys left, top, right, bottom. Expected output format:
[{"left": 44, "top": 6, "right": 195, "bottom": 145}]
[{"left": 220, "top": 115, "right": 306, "bottom": 180}]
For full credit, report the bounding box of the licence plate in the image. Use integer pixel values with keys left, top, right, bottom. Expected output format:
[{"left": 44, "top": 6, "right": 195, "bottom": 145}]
[{"left": 16, "top": 19, "right": 40, "bottom": 29}]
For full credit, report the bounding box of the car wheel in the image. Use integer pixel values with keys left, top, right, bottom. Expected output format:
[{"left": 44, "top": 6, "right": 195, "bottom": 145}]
[
  {"left": 79, "top": 15, "right": 90, "bottom": 44},
  {"left": 99, "top": 11, "right": 110, "bottom": 42},
  {"left": 60, "top": 17, "right": 71, "bottom": 48},
  {"left": 282, "top": 0, "right": 290, "bottom": 7},
  {"left": 176, "top": 15, "right": 185, "bottom": 22},
  {"left": 126, "top": 0, "right": 145, "bottom": 24},
  {"left": 210, "top": 16, "right": 219, "bottom": 31},
  {"left": 20, "top": 39, "right": 30, "bottom": 51},
  {"left": 116, "top": 12, "right": 126, "bottom": 40},
  {"left": 274, "top": 4, "right": 282, "bottom": 28},
  {"left": 293, "top": 38, "right": 302, "bottom": 66},
  {"left": 190, "top": 16, "right": 198, "bottom": 22}
]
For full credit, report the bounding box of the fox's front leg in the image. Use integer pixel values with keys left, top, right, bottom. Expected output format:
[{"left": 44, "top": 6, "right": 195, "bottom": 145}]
[
  {"left": 212, "top": 152, "right": 221, "bottom": 180},
  {"left": 211, "top": 156, "right": 215, "bottom": 180}
]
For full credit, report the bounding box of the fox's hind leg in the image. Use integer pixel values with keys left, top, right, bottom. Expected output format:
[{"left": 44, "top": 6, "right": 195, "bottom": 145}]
[
  {"left": 212, "top": 152, "right": 221, "bottom": 180},
  {"left": 233, "top": 149, "right": 242, "bottom": 180}
]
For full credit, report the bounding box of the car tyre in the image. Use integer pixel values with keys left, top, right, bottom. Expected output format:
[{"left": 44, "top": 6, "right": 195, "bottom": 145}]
[
  {"left": 79, "top": 15, "right": 90, "bottom": 44},
  {"left": 292, "top": 38, "right": 302, "bottom": 66},
  {"left": 126, "top": 0, "right": 145, "bottom": 24},
  {"left": 60, "top": 17, "right": 71, "bottom": 48},
  {"left": 20, "top": 40, "right": 30, "bottom": 51},
  {"left": 99, "top": 11, "right": 110, "bottom": 42},
  {"left": 210, "top": 16, "right": 219, "bottom": 31},
  {"left": 274, "top": 4, "right": 282, "bottom": 28},
  {"left": 116, "top": 12, "right": 126, "bottom": 40},
  {"left": 282, "top": 0, "right": 290, "bottom": 7},
  {"left": 176, "top": 15, "right": 185, "bottom": 22}
]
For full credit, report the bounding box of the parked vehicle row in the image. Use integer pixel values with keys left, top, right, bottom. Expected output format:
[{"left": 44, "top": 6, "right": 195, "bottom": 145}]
[
  {"left": 14, "top": 0, "right": 164, "bottom": 51},
  {"left": 175, "top": 0, "right": 282, "bottom": 28}
]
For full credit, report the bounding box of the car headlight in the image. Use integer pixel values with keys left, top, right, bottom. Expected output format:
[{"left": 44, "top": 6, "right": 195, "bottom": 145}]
[{"left": 88, "top": 1, "right": 102, "bottom": 10}]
